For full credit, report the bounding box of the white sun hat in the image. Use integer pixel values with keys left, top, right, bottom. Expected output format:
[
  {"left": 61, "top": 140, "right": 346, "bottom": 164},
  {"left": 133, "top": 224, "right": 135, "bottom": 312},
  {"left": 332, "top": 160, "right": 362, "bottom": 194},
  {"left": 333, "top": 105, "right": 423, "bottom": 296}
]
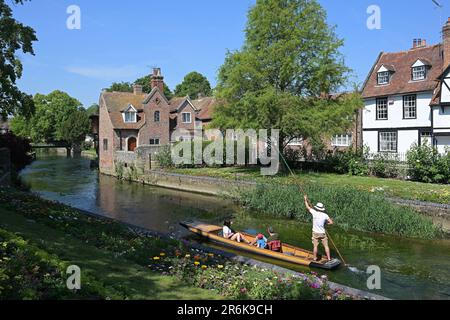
[{"left": 314, "top": 203, "right": 326, "bottom": 212}]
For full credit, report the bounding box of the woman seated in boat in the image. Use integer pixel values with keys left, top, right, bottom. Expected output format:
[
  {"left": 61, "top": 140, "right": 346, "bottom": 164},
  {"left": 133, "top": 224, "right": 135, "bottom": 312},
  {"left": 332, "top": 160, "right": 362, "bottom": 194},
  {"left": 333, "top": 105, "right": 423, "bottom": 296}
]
[{"left": 223, "top": 220, "right": 251, "bottom": 244}]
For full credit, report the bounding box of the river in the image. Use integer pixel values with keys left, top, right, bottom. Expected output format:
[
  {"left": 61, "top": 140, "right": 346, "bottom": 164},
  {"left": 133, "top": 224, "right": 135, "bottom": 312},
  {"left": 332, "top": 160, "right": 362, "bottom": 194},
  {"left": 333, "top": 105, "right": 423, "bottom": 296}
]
[{"left": 20, "top": 153, "right": 450, "bottom": 300}]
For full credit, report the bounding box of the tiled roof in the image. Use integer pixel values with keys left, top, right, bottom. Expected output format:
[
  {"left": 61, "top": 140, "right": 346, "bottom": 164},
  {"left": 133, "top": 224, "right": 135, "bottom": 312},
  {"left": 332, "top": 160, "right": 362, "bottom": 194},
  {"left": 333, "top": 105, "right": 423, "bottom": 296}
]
[
  {"left": 168, "top": 96, "right": 216, "bottom": 120},
  {"left": 362, "top": 44, "right": 443, "bottom": 99},
  {"left": 101, "top": 92, "right": 146, "bottom": 130}
]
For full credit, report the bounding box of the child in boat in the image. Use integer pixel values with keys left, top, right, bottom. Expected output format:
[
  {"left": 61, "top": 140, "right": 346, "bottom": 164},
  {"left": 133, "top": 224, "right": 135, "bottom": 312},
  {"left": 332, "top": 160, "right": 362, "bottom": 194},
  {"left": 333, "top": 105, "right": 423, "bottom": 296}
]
[
  {"left": 251, "top": 233, "right": 268, "bottom": 249},
  {"left": 223, "top": 219, "right": 251, "bottom": 244}
]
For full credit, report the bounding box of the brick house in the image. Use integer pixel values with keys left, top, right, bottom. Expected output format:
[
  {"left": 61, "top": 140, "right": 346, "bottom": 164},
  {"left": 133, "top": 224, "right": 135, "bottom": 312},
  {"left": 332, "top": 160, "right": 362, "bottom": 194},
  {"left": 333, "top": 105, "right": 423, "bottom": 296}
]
[
  {"left": 361, "top": 18, "right": 450, "bottom": 156},
  {"left": 98, "top": 68, "right": 215, "bottom": 174}
]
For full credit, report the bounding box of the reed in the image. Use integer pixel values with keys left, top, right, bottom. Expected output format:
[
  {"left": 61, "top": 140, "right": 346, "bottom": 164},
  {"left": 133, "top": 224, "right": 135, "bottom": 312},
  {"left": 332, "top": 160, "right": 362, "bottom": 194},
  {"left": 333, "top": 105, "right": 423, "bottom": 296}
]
[{"left": 234, "top": 183, "right": 441, "bottom": 239}]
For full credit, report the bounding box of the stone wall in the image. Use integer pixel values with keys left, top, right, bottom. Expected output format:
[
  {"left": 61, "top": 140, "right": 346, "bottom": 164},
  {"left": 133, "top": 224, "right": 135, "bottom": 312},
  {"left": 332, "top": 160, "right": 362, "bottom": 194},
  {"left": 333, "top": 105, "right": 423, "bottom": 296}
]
[{"left": 0, "top": 148, "right": 11, "bottom": 186}]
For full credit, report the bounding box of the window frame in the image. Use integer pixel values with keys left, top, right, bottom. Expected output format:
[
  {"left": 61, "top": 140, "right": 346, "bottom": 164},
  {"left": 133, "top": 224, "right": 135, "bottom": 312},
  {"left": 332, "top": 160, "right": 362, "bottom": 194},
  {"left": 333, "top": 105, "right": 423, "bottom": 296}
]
[
  {"left": 377, "top": 71, "right": 390, "bottom": 85},
  {"left": 124, "top": 111, "right": 137, "bottom": 123},
  {"left": 378, "top": 131, "right": 398, "bottom": 153},
  {"left": 403, "top": 94, "right": 417, "bottom": 120},
  {"left": 376, "top": 97, "right": 388, "bottom": 120},
  {"left": 154, "top": 111, "right": 160, "bottom": 122},
  {"left": 103, "top": 139, "right": 108, "bottom": 151},
  {"left": 331, "top": 134, "right": 353, "bottom": 147},
  {"left": 149, "top": 138, "right": 160, "bottom": 146},
  {"left": 412, "top": 65, "right": 426, "bottom": 81},
  {"left": 181, "top": 112, "right": 192, "bottom": 124}
]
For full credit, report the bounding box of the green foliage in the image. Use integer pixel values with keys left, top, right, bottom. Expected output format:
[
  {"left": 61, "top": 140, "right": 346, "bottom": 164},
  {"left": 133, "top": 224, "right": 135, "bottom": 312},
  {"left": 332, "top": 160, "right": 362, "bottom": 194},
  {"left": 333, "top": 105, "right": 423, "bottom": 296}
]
[
  {"left": 0, "top": 132, "right": 33, "bottom": 171},
  {"left": 406, "top": 143, "right": 449, "bottom": 183},
  {"left": 0, "top": 0, "right": 37, "bottom": 119},
  {"left": 10, "top": 91, "right": 83, "bottom": 143},
  {"left": 106, "top": 76, "right": 174, "bottom": 99},
  {"left": 235, "top": 183, "right": 440, "bottom": 239},
  {"left": 155, "top": 145, "right": 174, "bottom": 168},
  {"left": 86, "top": 104, "right": 99, "bottom": 116},
  {"left": 59, "top": 108, "right": 90, "bottom": 146},
  {"left": 370, "top": 153, "right": 401, "bottom": 179},
  {"left": 174, "top": 71, "right": 212, "bottom": 99},
  {"left": 212, "top": 0, "right": 361, "bottom": 151}
]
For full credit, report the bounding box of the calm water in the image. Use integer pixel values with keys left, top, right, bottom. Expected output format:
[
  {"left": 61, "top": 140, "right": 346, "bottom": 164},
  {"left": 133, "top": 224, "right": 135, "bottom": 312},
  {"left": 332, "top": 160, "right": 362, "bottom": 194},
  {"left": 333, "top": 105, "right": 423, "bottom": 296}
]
[{"left": 20, "top": 153, "right": 450, "bottom": 300}]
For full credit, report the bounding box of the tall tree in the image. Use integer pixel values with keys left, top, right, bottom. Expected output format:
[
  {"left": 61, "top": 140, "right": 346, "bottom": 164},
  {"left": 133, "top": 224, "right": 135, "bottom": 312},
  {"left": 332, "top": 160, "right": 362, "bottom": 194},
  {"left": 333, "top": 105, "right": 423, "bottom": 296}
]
[
  {"left": 212, "top": 0, "right": 361, "bottom": 150},
  {"left": 86, "top": 103, "right": 99, "bottom": 116},
  {"left": 59, "top": 107, "right": 90, "bottom": 154},
  {"left": 0, "top": 0, "right": 37, "bottom": 119},
  {"left": 174, "top": 72, "right": 212, "bottom": 98},
  {"left": 10, "top": 90, "right": 83, "bottom": 143}
]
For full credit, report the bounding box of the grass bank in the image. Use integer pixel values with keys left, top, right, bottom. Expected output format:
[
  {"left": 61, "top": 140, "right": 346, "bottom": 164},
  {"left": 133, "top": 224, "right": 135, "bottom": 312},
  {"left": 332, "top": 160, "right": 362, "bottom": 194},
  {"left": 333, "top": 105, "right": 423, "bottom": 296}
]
[
  {"left": 0, "top": 187, "right": 356, "bottom": 300},
  {"left": 168, "top": 167, "right": 450, "bottom": 204},
  {"left": 232, "top": 183, "right": 441, "bottom": 239}
]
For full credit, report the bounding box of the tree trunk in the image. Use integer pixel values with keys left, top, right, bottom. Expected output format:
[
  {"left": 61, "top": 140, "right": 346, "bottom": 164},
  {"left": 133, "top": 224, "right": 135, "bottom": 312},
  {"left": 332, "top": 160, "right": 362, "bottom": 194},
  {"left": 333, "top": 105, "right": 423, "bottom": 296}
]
[
  {"left": 66, "top": 147, "right": 72, "bottom": 158},
  {"left": 72, "top": 143, "right": 82, "bottom": 158}
]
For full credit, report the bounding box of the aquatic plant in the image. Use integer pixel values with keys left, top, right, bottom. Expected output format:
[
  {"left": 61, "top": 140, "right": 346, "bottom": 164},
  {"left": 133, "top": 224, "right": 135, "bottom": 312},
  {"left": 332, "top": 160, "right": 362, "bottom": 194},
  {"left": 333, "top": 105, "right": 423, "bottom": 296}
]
[{"left": 233, "top": 183, "right": 441, "bottom": 239}]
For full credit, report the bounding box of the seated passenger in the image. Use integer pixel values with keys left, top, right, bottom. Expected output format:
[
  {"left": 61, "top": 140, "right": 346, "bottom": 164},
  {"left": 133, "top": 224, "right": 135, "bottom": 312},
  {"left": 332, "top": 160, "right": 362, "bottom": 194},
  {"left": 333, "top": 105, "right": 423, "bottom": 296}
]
[
  {"left": 252, "top": 233, "right": 268, "bottom": 249},
  {"left": 267, "top": 227, "right": 282, "bottom": 252},
  {"left": 223, "top": 219, "right": 250, "bottom": 244}
]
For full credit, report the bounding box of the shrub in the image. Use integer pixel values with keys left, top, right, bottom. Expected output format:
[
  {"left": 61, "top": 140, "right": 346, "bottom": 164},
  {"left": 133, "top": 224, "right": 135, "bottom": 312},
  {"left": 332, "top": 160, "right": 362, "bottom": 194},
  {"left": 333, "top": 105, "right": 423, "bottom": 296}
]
[
  {"left": 406, "top": 143, "right": 443, "bottom": 183},
  {"left": 155, "top": 145, "right": 174, "bottom": 168},
  {"left": 234, "top": 183, "right": 441, "bottom": 239},
  {"left": 0, "top": 132, "right": 33, "bottom": 171},
  {"left": 370, "top": 153, "right": 400, "bottom": 178}
]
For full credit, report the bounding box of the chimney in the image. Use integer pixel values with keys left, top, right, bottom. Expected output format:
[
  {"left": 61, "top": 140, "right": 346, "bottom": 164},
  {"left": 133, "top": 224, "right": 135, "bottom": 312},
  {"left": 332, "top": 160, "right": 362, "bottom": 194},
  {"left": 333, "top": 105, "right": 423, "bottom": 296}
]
[
  {"left": 133, "top": 84, "right": 143, "bottom": 95},
  {"left": 150, "top": 67, "right": 164, "bottom": 93},
  {"left": 412, "top": 38, "right": 427, "bottom": 49},
  {"left": 443, "top": 18, "right": 450, "bottom": 70}
]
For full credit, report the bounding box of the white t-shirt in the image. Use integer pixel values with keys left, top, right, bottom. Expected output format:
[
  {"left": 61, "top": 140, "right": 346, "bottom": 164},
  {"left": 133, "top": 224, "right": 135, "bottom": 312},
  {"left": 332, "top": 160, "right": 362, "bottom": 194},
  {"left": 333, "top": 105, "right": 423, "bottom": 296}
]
[
  {"left": 310, "top": 209, "right": 330, "bottom": 234},
  {"left": 223, "top": 226, "right": 233, "bottom": 237}
]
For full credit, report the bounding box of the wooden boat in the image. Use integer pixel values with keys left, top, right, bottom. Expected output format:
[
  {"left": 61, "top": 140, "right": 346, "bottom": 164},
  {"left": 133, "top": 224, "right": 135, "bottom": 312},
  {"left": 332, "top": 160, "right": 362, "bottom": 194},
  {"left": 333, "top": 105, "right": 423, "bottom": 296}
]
[{"left": 180, "top": 221, "right": 341, "bottom": 270}]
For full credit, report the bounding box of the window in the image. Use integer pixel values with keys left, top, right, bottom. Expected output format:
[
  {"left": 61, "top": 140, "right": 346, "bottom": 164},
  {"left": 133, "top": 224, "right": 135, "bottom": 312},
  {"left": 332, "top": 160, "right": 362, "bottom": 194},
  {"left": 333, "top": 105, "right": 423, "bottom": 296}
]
[
  {"left": 403, "top": 95, "right": 417, "bottom": 119},
  {"left": 103, "top": 139, "right": 108, "bottom": 151},
  {"left": 412, "top": 66, "right": 426, "bottom": 81},
  {"left": 154, "top": 111, "right": 160, "bottom": 122},
  {"left": 377, "top": 71, "right": 390, "bottom": 85},
  {"left": 182, "top": 112, "right": 192, "bottom": 123},
  {"left": 379, "top": 132, "right": 397, "bottom": 152},
  {"left": 420, "top": 131, "right": 432, "bottom": 146},
  {"left": 149, "top": 138, "right": 160, "bottom": 145},
  {"left": 331, "top": 134, "right": 352, "bottom": 147},
  {"left": 124, "top": 111, "right": 136, "bottom": 123},
  {"left": 376, "top": 98, "right": 388, "bottom": 120}
]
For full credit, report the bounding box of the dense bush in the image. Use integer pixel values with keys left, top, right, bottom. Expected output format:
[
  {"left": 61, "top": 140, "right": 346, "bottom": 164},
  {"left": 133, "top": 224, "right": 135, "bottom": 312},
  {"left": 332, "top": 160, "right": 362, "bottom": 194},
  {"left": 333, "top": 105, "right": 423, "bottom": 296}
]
[
  {"left": 406, "top": 143, "right": 450, "bottom": 184},
  {"left": 155, "top": 145, "right": 174, "bottom": 168},
  {"left": 234, "top": 183, "right": 440, "bottom": 239},
  {"left": 370, "top": 153, "right": 401, "bottom": 178},
  {"left": 0, "top": 132, "right": 33, "bottom": 171}
]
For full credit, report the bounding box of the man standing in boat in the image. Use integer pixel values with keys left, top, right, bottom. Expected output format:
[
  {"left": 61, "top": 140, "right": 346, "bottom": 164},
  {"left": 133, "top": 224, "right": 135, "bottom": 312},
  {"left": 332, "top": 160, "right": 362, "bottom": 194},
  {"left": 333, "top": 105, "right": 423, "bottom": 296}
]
[{"left": 304, "top": 195, "right": 333, "bottom": 262}]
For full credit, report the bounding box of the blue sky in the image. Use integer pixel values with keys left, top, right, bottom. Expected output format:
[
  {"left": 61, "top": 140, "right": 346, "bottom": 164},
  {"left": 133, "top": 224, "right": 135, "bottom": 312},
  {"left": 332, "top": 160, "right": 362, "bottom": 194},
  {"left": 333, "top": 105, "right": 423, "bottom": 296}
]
[{"left": 11, "top": 0, "right": 449, "bottom": 107}]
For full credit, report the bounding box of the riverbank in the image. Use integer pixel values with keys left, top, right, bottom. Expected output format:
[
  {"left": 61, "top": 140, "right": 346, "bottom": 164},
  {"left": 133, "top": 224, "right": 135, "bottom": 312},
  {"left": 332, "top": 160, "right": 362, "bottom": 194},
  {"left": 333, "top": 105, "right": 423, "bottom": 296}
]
[{"left": 0, "top": 187, "right": 364, "bottom": 300}]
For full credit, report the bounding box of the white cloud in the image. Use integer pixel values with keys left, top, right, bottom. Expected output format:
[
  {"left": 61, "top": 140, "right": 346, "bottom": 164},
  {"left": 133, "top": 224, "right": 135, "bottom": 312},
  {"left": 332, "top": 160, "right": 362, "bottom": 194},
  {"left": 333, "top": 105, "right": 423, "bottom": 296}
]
[{"left": 64, "top": 65, "right": 141, "bottom": 80}]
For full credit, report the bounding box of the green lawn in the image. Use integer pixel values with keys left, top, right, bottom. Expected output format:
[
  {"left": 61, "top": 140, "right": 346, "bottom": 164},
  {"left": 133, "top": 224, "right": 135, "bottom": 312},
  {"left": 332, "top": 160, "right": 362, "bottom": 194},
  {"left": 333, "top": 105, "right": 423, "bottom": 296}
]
[
  {"left": 168, "top": 167, "right": 450, "bottom": 204},
  {"left": 0, "top": 207, "right": 219, "bottom": 300}
]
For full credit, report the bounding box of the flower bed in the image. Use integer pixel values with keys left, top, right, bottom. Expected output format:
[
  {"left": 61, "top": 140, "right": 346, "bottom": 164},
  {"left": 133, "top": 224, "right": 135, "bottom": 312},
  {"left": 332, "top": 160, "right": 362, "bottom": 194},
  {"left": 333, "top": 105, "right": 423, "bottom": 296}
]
[{"left": 0, "top": 187, "right": 359, "bottom": 300}]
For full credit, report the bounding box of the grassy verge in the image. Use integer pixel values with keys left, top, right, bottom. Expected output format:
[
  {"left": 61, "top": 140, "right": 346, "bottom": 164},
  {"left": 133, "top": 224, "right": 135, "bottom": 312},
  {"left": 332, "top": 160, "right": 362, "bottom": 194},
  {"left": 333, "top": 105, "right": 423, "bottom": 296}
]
[
  {"left": 0, "top": 187, "right": 356, "bottom": 300},
  {"left": 168, "top": 167, "right": 450, "bottom": 204},
  {"left": 233, "top": 183, "right": 441, "bottom": 239}
]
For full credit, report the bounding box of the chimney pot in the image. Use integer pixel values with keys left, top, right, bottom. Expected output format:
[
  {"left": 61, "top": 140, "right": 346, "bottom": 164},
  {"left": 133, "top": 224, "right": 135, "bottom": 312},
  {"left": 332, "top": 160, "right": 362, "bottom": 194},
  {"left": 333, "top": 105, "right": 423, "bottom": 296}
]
[
  {"left": 150, "top": 67, "right": 165, "bottom": 93},
  {"left": 133, "top": 84, "right": 143, "bottom": 95}
]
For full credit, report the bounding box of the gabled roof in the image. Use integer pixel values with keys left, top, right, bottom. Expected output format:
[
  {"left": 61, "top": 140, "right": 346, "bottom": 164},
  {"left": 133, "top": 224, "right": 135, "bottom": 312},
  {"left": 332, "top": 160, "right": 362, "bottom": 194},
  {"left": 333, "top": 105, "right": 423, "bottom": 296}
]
[
  {"left": 101, "top": 92, "right": 146, "bottom": 130},
  {"left": 169, "top": 96, "right": 198, "bottom": 113},
  {"left": 362, "top": 44, "right": 443, "bottom": 99},
  {"left": 142, "top": 86, "right": 169, "bottom": 105}
]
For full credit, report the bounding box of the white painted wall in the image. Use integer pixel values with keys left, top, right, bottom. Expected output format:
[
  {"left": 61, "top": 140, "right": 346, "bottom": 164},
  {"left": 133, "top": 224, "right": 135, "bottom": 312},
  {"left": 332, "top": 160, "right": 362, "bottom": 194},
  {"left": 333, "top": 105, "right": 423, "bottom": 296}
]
[
  {"left": 363, "top": 92, "right": 432, "bottom": 129},
  {"left": 436, "top": 136, "right": 450, "bottom": 153},
  {"left": 398, "top": 130, "right": 419, "bottom": 153},
  {"left": 362, "top": 131, "right": 378, "bottom": 153},
  {"left": 432, "top": 106, "right": 450, "bottom": 129}
]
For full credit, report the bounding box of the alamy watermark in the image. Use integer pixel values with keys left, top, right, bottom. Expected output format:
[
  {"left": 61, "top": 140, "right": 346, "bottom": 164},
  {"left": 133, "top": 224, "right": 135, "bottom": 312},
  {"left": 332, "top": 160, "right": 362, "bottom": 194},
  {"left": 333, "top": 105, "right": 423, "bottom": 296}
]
[
  {"left": 366, "top": 265, "right": 381, "bottom": 290},
  {"left": 367, "top": 5, "right": 381, "bottom": 30},
  {"left": 171, "top": 129, "right": 280, "bottom": 176},
  {"left": 66, "top": 5, "right": 81, "bottom": 30},
  {"left": 66, "top": 265, "right": 81, "bottom": 290}
]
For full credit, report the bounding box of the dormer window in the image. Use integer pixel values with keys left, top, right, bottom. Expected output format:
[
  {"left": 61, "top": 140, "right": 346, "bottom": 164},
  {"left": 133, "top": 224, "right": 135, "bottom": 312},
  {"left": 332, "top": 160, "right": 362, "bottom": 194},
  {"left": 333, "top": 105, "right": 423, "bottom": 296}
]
[
  {"left": 377, "top": 71, "right": 390, "bottom": 85},
  {"left": 411, "top": 60, "right": 428, "bottom": 81},
  {"left": 123, "top": 105, "right": 137, "bottom": 123}
]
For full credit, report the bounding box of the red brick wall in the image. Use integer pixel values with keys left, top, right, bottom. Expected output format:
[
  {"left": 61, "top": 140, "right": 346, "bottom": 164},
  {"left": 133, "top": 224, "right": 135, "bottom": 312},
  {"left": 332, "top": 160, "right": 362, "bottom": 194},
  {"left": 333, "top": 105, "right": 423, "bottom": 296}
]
[
  {"left": 139, "top": 91, "right": 170, "bottom": 145},
  {"left": 99, "top": 95, "right": 116, "bottom": 174}
]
